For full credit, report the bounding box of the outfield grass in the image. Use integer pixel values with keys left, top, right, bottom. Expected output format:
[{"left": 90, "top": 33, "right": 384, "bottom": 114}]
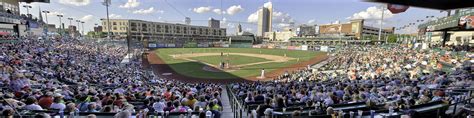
[
  {"left": 190, "top": 55, "right": 271, "bottom": 66},
  {"left": 156, "top": 48, "right": 324, "bottom": 79}
]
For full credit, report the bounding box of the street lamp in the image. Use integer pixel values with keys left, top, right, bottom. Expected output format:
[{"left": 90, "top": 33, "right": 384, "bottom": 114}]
[
  {"left": 57, "top": 15, "right": 63, "bottom": 35},
  {"left": 67, "top": 18, "right": 74, "bottom": 37},
  {"left": 67, "top": 18, "right": 74, "bottom": 27},
  {"left": 42, "top": 11, "right": 50, "bottom": 24},
  {"left": 22, "top": 5, "right": 32, "bottom": 16}
]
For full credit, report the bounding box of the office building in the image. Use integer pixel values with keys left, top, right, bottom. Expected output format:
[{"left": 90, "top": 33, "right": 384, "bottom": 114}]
[
  {"left": 208, "top": 18, "right": 220, "bottom": 29},
  {"left": 257, "top": 2, "right": 272, "bottom": 36}
]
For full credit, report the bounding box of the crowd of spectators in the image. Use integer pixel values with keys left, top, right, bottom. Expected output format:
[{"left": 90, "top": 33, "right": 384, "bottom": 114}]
[
  {"left": 232, "top": 45, "right": 472, "bottom": 117},
  {"left": 0, "top": 36, "right": 471, "bottom": 118},
  {"left": 0, "top": 38, "right": 224, "bottom": 117}
]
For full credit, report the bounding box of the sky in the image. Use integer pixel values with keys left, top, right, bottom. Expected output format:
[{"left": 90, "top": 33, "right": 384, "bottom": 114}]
[{"left": 20, "top": 0, "right": 449, "bottom": 35}]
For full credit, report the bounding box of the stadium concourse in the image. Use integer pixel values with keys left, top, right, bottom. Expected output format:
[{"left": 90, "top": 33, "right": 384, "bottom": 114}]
[{"left": 0, "top": 36, "right": 473, "bottom": 118}]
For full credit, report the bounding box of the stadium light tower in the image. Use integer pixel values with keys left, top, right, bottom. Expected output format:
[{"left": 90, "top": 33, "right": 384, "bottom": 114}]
[
  {"left": 378, "top": 5, "right": 385, "bottom": 43},
  {"left": 76, "top": 20, "right": 81, "bottom": 35},
  {"left": 81, "top": 21, "right": 85, "bottom": 35},
  {"left": 57, "top": 15, "right": 63, "bottom": 35},
  {"left": 67, "top": 18, "right": 74, "bottom": 27},
  {"left": 102, "top": 0, "right": 111, "bottom": 40}
]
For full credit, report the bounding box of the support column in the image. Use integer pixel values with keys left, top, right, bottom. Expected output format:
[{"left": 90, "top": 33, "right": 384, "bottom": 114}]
[{"left": 441, "top": 31, "right": 450, "bottom": 47}]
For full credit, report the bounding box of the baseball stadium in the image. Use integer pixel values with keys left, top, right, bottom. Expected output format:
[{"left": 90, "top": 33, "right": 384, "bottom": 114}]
[{"left": 2, "top": 0, "right": 474, "bottom": 118}]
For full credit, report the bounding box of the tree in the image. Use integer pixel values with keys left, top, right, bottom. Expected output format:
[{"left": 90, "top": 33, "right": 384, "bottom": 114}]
[{"left": 387, "top": 34, "right": 398, "bottom": 43}]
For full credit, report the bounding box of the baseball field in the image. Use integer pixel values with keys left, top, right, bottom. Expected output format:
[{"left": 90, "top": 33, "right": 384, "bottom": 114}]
[{"left": 148, "top": 48, "right": 327, "bottom": 82}]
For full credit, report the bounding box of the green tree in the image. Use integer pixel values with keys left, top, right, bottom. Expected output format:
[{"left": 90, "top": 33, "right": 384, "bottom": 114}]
[{"left": 387, "top": 34, "right": 398, "bottom": 43}]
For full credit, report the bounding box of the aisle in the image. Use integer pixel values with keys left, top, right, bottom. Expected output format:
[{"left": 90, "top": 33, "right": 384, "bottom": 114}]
[{"left": 221, "top": 87, "right": 234, "bottom": 117}]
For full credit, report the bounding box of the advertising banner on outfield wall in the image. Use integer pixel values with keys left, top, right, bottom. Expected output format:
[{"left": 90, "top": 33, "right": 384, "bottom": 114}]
[
  {"left": 167, "top": 44, "right": 176, "bottom": 48},
  {"left": 320, "top": 46, "right": 329, "bottom": 52},
  {"left": 175, "top": 44, "right": 183, "bottom": 48},
  {"left": 295, "top": 46, "right": 302, "bottom": 50},
  {"left": 198, "top": 44, "right": 209, "bottom": 47},
  {"left": 148, "top": 44, "right": 157, "bottom": 48},
  {"left": 157, "top": 44, "right": 166, "bottom": 48},
  {"left": 301, "top": 45, "right": 308, "bottom": 51},
  {"left": 287, "top": 46, "right": 296, "bottom": 50},
  {"left": 252, "top": 45, "right": 262, "bottom": 48}
]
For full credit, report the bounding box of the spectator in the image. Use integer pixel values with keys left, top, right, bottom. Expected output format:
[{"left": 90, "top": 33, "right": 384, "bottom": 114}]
[
  {"left": 50, "top": 96, "right": 66, "bottom": 111},
  {"left": 23, "top": 97, "right": 42, "bottom": 110}
]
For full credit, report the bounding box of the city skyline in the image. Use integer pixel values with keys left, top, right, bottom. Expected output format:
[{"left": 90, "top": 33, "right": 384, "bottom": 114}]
[{"left": 20, "top": 0, "right": 448, "bottom": 35}]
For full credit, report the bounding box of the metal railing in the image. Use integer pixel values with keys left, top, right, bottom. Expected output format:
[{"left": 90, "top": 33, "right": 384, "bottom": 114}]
[
  {"left": 227, "top": 86, "right": 244, "bottom": 118},
  {"left": 427, "top": 88, "right": 474, "bottom": 117}
]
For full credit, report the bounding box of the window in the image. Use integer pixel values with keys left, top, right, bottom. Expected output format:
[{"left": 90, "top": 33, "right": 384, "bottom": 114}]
[{"left": 113, "top": 22, "right": 117, "bottom": 25}]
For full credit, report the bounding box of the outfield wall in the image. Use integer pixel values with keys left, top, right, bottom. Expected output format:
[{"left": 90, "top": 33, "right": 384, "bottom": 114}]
[{"left": 147, "top": 41, "right": 331, "bottom": 52}]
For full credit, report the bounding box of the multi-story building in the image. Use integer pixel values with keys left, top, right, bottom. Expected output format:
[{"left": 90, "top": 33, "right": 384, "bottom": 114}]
[
  {"left": 257, "top": 2, "right": 272, "bottom": 37},
  {"left": 101, "top": 19, "right": 226, "bottom": 42},
  {"left": 208, "top": 18, "right": 220, "bottom": 29},
  {"left": 0, "top": 0, "right": 49, "bottom": 37},
  {"left": 93, "top": 26, "right": 103, "bottom": 32},
  {"left": 318, "top": 19, "right": 394, "bottom": 40},
  {"left": 297, "top": 25, "right": 318, "bottom": 37},
  {"left": 264, "top": 31, "right": 296, "bottom": 42},
  {"left": 361, "top": 25, "right": 394, "bottom": 39}
]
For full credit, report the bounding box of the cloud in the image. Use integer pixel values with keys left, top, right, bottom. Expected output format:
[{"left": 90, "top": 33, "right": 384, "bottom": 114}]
[
  {"left": 264, "top": 2, "right": 272, "bottom": 8},
  {"left": 277, "top": 23, "right": 290, "bottom": 28},
  {"left": 109, "top": 14, "right": 122, "bottom": 18},
  {"left": 193, "top": 6, "right": 212, "bottom": 14},
  {"left": 119, "top": 0, "right": 140, "bottom": 8},
  {"left": 347, "top": 6, "right": 395, "bottom": 20},
  {"left": 245, "top": 28, "right": 253, "bottom": 32},
  {"left": 226, "top": 5, "right": 244, "bottom": 15},
  {"left": 222, "top": 17, "right": 227, "bottom": 23},
  {"left": 58, "top": 0, "right": 90, "bottom": 6},
  {"left": 132, "top": 7, "right": 162, "bottom": 14},
  {"left": 308, "top": 19, "right": 316, "bottom": 24},
  {"left": 273, "top": 11, "right": 293, "bottom": 23},
  {"left": 80, "top": 15, "right": 94, "bottom": 22},
  {"left": 247, "top": 11, "right": 258, "bottom": 23},
  {"left": 213, "top": 9, "right": 225, "bottom": 15}
]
